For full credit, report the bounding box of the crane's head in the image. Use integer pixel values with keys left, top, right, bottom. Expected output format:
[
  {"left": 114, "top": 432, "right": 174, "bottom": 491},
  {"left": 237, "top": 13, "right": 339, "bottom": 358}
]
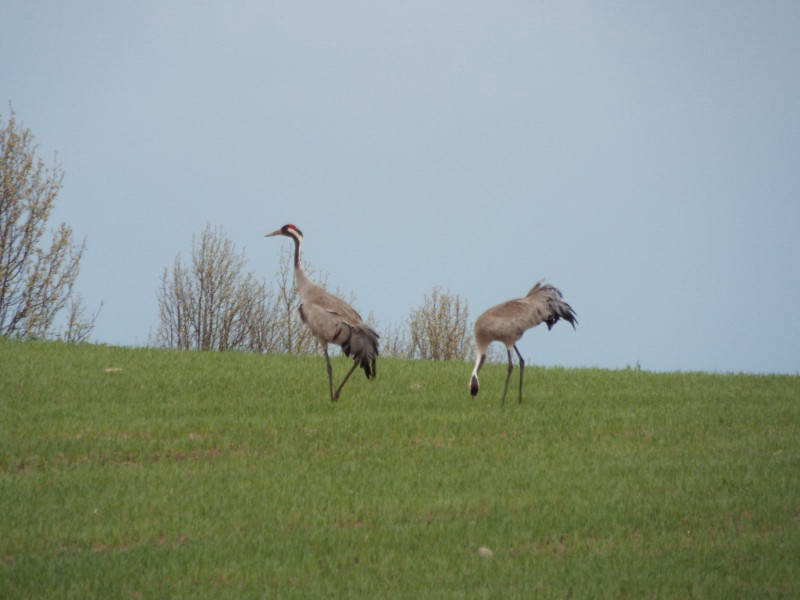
[
  {"left": 470, "top": 374, "right": 480, "bottom": 397},
  {"left": 265, "top": 224, "right": 303, "bottom": 241}
]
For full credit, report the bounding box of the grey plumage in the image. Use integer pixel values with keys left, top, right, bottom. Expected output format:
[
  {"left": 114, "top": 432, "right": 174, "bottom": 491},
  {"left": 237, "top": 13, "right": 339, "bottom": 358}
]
[
  {"left": 340, "top": 323, "right": 379, "bottom": 379},
  {"left": 297, "top": 293, "right": 378, "bottom": 380},
  {"left": 266, "top": 224, "right": 379, "bottom": 401},
  {"left": 470, "top": 281, "right": 576, "bottom": 404}
]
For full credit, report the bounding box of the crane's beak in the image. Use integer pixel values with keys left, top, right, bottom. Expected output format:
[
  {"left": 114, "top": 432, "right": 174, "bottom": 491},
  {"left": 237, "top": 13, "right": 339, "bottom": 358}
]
[{"left": 265, "top": 229, "right": 282, "bottom": 238}]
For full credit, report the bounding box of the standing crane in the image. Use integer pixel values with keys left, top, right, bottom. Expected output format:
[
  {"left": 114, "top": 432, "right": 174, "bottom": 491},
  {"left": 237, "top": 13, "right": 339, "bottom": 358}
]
[
  {"left": 469, "top": 281, "right": 576, "bottom": 404},
  {"left": 266, "top": 224, "right": 379, "bottom": 402}
]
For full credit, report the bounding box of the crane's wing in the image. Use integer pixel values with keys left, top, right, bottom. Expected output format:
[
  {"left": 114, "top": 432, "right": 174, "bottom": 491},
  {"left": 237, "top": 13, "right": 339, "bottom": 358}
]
[
  {"left": 315, "top": 295, "right": 363, "bottom": 325},
  {"left": 299, "top": 298, "right": 379, "bottom": 379},
  {"left": 298, "top": 285, "right": 370, "bottom": 344}
]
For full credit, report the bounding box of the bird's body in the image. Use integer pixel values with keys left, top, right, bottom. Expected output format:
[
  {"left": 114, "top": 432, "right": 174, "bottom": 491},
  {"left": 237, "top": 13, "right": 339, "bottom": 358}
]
[
  {"left": 267, "top": 224, "right": 378, "bottom": 401},
  {"left": 470, "top": 281, "right": 576, "bottom": 404},
  {"left": 294, "top": 267, "right": 363, "bottom": 346}
]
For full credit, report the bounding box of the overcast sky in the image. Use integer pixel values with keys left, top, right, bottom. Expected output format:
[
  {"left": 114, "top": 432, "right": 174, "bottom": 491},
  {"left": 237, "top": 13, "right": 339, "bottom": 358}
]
[{"left": 3, "top": 1, "right": 799, "bottom": 374}]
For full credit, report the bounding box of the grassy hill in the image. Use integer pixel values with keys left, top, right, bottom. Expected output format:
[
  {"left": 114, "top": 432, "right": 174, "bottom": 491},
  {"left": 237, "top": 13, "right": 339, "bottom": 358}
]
[{"left": 1, "top": 338, "right": 798, "bottom": 598}]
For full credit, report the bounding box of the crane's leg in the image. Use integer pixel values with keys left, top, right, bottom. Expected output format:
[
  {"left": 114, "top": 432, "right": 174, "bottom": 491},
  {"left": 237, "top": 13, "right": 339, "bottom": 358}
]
[
  {"left": 500, "top": 348, "right": 514, "bottom": 405},
  {"left": 513, "top": 345, "right": 525, "bottom": 404},
  {"left": 333, "top": 361, "right": 359, "bottom": 401},
  {"left": 323, "top": 346, "right": 335, "bottom": 402}
]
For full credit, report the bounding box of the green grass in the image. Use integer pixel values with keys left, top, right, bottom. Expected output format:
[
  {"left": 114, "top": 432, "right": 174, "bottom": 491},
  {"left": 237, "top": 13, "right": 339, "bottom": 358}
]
[{"left": 1, "top": 338, "right": 799, "bottom": 598}]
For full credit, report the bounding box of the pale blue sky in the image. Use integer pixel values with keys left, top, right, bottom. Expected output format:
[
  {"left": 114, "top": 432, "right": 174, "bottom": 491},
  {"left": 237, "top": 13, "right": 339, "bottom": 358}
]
[{"left": 2, "top": 1, "right": 799, "bottom": 373}]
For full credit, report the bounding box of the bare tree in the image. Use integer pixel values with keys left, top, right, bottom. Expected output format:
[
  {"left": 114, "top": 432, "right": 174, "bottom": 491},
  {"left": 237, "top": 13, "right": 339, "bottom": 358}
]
[
  {"left": 244, "top": 281, "right": 283, "bottom": 353},
  {"left": 408, "top": 287, "right": 471, "bottom": 360},
  {"left": 154, "top": 224, "right": 278, "bottom": 351},
  {"left": 0, "top": 109, "right": 90, "bottom": 340}
]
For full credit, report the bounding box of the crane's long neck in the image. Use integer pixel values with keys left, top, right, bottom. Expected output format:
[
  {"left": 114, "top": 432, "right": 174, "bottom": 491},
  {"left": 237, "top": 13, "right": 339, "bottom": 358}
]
[
  {"left": 469, "top": 342, "right": 487, "bottom": 396},
  {"left": 291, "top": 233, "right": 312, "bottom": 294}
]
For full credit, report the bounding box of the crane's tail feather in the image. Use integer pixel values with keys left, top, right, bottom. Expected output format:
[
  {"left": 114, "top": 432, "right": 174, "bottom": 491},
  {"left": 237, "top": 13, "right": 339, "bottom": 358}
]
[
  {"left": 341, "top": 325, "right": 379, "bottom": 379},
  {"left": 527, "top": 281, "right": 578, "bottom": 330}
]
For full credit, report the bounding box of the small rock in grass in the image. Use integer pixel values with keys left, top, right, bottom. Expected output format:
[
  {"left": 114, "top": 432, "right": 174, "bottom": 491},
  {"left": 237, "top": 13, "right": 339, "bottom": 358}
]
[{"left": 477, "top": 546, "right": 494, "bottom": 558}]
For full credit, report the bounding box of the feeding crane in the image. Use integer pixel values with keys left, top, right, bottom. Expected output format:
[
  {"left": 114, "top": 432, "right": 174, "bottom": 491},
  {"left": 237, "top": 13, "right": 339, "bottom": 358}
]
[{"left": 469, "top": 281, "right": 576, "bottom": 404}]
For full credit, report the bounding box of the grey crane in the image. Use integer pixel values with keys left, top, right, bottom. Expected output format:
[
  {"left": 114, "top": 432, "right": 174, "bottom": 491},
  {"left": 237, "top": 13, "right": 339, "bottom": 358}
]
[
  {"left": 266, "top": 224, "right": 379, "bottom": 402},
  {"left": 469, "top": 281, "right": 576, "bottom": 404}
]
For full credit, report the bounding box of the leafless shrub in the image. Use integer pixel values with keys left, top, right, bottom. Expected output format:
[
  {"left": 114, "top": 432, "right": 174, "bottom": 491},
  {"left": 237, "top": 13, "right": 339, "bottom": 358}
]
[
  {"left": 61, "top": 295, "right": 103, "bottom": 344},
  {"left": 0, "top": 109, "right": 92, "bottom": 340},
  {"left": 407, "top": 287, "right": 471, "bottom": 360},
  {"left": 154, "top": 224, "right": 278, "bottom": 351},
  {"left": 244, "top": 282, "right": 283, "bottom": 353},
  {"left": 375, "top": 320, "right": 413, "bottom": 359}
]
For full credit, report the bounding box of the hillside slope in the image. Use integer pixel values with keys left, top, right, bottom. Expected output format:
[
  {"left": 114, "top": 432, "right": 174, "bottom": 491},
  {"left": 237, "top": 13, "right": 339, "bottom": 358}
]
[{"left": 2, "top": 339, "right": 799, "bottom": 598}]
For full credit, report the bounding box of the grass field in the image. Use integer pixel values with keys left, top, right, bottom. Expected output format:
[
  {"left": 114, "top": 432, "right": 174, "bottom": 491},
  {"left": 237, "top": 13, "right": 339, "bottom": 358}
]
[{"left": 1, "top": 338, "right": 799, "bottom": 598}]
